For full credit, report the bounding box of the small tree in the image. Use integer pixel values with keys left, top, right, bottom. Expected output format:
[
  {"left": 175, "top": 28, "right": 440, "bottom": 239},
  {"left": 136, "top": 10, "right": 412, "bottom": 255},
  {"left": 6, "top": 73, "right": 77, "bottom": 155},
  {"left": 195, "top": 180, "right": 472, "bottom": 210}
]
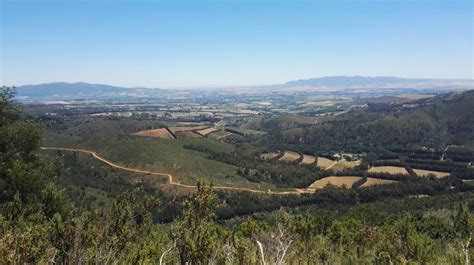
[
  {"left": 172, "top": 182, "right": 218, "bottom": 265},
  {"left": 454, "top": 203, "right": 473, "bottom": 265}
]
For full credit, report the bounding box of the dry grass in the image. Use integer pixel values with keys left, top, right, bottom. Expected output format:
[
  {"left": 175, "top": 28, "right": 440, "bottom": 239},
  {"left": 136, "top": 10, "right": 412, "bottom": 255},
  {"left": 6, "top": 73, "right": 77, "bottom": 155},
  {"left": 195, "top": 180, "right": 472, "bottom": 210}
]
[
  {"left": 169, "top": 126, "right": 207, "bottom": 133},
  {"left": 316, "top": 157, "right": 336, "bottom": 169},
  {"left": 196, "top": 127, "right": 220, "bottom": 136},
  {"left": 327, "top": 160, "right": 360, "bottom": 172},
  {"left": 308, "top": 176, "right": 362, "bottom": 189},
  {"left": 413, "top": 169, "right": 450, "bottom": 178},
  {"left": 368, "top": 166, "right": 409, "bottom": 175},
  {"left": 278, "top": 151, "right": 301, "bottom": 162},
  {"left": 175, "top": 131, "right": 202, "bottom": 139},
  {"left": 260, "top": 152, "right": 280, "bottom": 160},
  {"left": 360, "top": 178, "right": 397, "bottom": 187},
  {"left": 132, "top": 128, "right": 175, "bottom": 139},
  {"left": 300, "top": 154, "right": 316, "bottom": 165}
]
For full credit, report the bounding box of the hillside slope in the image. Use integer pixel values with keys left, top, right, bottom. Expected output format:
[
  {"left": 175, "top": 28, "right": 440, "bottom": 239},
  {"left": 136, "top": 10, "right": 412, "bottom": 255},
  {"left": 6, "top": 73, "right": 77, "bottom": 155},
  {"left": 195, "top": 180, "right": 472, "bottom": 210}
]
[{"left": 264, "top": 90, "right": 474, "bottom": 150}]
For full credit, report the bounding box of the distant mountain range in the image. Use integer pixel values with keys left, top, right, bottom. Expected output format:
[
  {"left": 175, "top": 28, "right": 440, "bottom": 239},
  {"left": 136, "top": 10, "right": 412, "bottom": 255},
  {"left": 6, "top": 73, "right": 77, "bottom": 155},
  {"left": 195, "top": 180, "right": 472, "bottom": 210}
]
[
  {"left": 15, "top": 82, "right": 168, "bottom": 101},
  {"left": 274, "top": 76, "right": 474, "bottom": 91},
  {"left": 13, "top": 76, "right": 474, "bottom": 101}
]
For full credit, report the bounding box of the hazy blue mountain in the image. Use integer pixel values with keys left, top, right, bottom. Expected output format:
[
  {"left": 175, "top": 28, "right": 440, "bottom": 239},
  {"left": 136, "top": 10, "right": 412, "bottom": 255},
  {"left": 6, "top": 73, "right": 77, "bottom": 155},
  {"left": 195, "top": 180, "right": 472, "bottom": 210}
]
[
  {"left": 16, "top": 82, "right": 166, "bottom": 101},
  {"left": 282, "top": 76, "right": 426, "bottom": 87},
  {"left": 277, "top": 76, "right": 473, "bottom": 89}
]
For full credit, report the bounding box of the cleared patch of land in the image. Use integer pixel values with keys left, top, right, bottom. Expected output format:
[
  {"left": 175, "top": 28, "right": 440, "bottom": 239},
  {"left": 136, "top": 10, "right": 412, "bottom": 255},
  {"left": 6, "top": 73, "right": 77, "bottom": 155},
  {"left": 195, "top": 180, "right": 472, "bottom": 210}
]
[
  {"left": 260, "top": 151, "right": 280, "bottom": 160},
  {"left": 308, "top": 176, "right": 362, "bottom": 189},
  {"left": 132, "top": 128, "right": 175, "bottom": 139},
  {"left": 360, "top": 178, "right": 397, "bottom": 187},
  {"left": 328, "top": 160, "right": 359, "bottom": 172},
  {"left": 169, "top": 126, "right": 207, "bottom": 133},
  {"left": 316, "top": 157, "right": 336, "bottom": 169},
  {"left": 413, "top": 169, "right": 450, "bottom": 178},
  {"left": 279, "top": 151, "right": 301, "bottom": 162},
  {"left": 175, "top": 131, "right": 202, "bottom": 138},
  {"left": 208, "top": 130, "right": 233, "bottom": 140},
  {"left": 368, "top": 166, "right": 409, "bottom": 175},
  {"left": 196, "top": 127, "right": 220, "bottom": 136},
  {"left": 300, "top": 154, "right": 316, "bottom": 165}
]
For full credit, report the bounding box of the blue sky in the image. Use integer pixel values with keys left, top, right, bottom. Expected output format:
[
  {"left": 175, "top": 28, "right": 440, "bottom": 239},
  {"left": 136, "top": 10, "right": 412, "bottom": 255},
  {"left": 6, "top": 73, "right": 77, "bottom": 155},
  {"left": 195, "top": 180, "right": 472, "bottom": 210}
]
[{"left": 1, "top": 0, "right": 472, "bottom": 88}]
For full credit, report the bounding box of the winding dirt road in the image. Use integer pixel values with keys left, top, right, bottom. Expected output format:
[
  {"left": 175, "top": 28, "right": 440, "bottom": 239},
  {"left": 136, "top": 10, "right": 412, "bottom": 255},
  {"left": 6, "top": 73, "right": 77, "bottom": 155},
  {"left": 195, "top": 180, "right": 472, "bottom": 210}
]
[{"left": 41, "top": 147, "right": 312, "bottom": 195}]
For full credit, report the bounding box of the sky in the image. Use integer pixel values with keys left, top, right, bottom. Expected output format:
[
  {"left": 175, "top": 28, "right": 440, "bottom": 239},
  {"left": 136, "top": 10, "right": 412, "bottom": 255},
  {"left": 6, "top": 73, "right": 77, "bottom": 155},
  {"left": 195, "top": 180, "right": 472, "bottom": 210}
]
[{"left": 1, "top": 0, "right": 472, "bottom": 88}]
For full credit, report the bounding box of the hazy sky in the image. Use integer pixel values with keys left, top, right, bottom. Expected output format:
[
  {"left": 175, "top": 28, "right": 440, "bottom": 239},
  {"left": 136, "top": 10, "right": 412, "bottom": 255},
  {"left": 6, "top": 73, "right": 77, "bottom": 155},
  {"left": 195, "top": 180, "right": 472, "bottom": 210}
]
[{"left": 1, "top": 0, "right": 472, "bottom": 88}]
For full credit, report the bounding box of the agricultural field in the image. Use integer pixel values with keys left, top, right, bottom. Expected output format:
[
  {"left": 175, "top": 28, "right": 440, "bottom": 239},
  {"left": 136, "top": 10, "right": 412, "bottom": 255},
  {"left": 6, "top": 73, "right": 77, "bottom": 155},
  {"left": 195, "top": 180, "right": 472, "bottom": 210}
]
[
  {"left": 413, "top": 169, "right": 450, "bottom": 178},
  {"left": 299, "top": 154, "right": 316, "bottom": 165},
  {"left": 175, "top": 131, "right": 202, "bottom": 138},
  {"left": 308, "top": 176, "right": 362, "bottom": 189},
  {"left": 316, "top": 156, "right": 336, "bottom": 169},
  {"left": 361, "top": 178, "right": 397, "bottom": 187},
  {"left": 328, "top": 161, "right": 359, "bottom": 172},
  {"left": 278, "top": 151, "right": 301, "bottom": 162},
  {"left": 169, "top": 125, "right": 207, "bottom": 133},
  {"left": 196, "top": 127, "right": 220, "bottom": 136},
  {"left": 132, "top": 128, "right": 175, "bottom": 139},
  {"left": 368, "top": 166, "right": 409, "bottom": 175}
]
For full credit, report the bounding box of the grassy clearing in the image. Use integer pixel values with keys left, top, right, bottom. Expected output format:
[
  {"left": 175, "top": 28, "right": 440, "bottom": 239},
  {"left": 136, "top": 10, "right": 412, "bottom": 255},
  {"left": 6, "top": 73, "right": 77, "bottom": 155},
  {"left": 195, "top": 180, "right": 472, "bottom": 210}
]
[
  {"left": 308, "top": 176, "right": 362, "bottom": 189},
  {"left": 132, "top": 128, "right": 175, "bottom": 139},
  {"left": 196, "top": 127, "right": 219, "bottom": 136},
  {"left": 278, "top": 151, "right": 301, "bottom": 162},
  {"left": 368, "top": 166, "right": 409, "bottom": 175},
  {"left": 300, "top": 154, "right": 316, "bottom": 165},
  {"left": 316, "top": 156, "right": 336, "bottom": 169},
  {"left": 413, "top": 169, "right": 450, "bottom": 178},
  {"left": 360, "top": 178, "right": 397, "bottom": 187}
]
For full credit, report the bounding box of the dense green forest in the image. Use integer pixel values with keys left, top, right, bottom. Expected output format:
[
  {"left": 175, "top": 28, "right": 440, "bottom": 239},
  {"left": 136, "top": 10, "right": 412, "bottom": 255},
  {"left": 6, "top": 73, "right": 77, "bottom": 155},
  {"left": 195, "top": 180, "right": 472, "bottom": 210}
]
[
  {"left": 1, "top": 87, "right": 473, "bottom": 264},
  {"left": 258, "top": 91, "right": 474, "bottom": 152}
]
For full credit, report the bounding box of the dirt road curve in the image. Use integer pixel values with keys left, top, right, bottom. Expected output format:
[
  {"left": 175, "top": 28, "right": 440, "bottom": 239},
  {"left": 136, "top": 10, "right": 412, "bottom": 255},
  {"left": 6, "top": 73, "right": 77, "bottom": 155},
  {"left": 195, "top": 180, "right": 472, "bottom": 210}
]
[{"left": 41, "top": 147, "right": 313, "bottom": 195}]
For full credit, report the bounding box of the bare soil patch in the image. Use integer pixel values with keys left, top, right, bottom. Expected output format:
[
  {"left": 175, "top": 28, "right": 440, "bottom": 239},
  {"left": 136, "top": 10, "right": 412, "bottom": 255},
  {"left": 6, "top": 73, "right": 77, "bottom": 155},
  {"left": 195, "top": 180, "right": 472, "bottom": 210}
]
[
  {"left": 360, "top": 178, "right": 397, "bottom": 187},
  {"left": 175, "top": 131, "right": 202, "bottom": 139},
  {"left": 132, "top": 128, "right": 175, "bottom": 139},
  {"left": 413, "top": 169, "right": 450, "bottom": 178},
  {"left": 196, "top": 127, "right": 220, "bottom": 136},
  {"left": 300, "top": 154, "right": 316, "bottom": 165},
  {"left": 368, "top": 166, "right": 409, "bottom": 175},
  {"left": 316, "top": 157, "right": 336, "bottom": 169},
  {"left": 308, "top": 176, "right": 362, "bottom": 189},
  {"left": 279, "top": 151, "right": 301, "bottom": 162}
]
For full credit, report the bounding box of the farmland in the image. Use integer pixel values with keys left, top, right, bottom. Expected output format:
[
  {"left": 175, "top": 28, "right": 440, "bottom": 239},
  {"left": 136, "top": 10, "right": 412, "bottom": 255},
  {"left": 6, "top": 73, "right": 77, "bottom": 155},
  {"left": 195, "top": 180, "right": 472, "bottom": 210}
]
[
  {"left": 308, "top": 176, "right": 362, "bottom": 189},
  {"left": 24, "top": 88, "right": 474, "bottom": 200},
  {"left": 132, "top": 128, "right": 175, "bottom": 139},
  {"left": 361, "top": 178, "right": 397, "bottom": 187},
  {"left": 368, "top": 166, "right": 409, "bottom": 175},
  {"left": 278, "top": 151, "right": 301, "bottom": 162},
  {"left": 316, "top": 156, "right": 336, "bottom": 169},
  {"left": 300, "top": 154, "right": 316, "bottom": 165},
  {"left": 413, "top": 169, "right": 450, "bottom": 178},
  {"left": 196, "top": 127, "right": 220, "bottom": 136}
]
